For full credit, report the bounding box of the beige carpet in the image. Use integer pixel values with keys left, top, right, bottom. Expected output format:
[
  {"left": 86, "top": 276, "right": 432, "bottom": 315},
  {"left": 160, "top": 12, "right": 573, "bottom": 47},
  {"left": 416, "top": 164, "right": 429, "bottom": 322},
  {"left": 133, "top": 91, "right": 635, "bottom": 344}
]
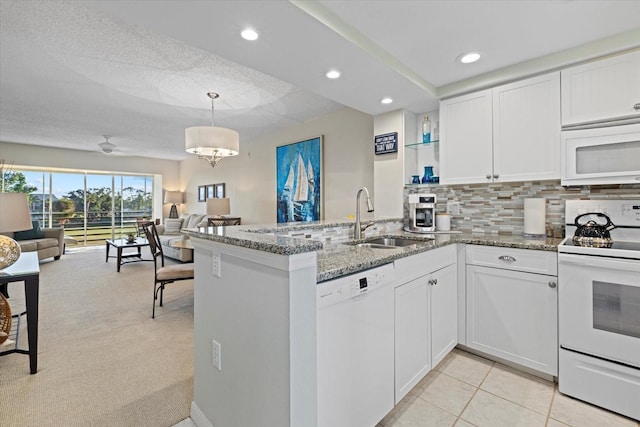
[{"left": 0, "top": 247, "right": 194, "bottom": 427}]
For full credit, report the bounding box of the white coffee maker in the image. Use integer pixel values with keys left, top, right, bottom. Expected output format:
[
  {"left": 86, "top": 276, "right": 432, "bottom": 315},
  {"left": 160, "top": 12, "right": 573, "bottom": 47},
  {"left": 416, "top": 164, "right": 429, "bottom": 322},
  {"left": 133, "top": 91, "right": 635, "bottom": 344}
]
[{"left": 406, "top": 193, "right": 436, "bottom": 233}]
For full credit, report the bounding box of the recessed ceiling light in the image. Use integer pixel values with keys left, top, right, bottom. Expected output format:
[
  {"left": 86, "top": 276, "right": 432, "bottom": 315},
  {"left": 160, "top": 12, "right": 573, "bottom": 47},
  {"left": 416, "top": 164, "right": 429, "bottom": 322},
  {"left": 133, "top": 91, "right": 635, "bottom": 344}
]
[
  {"left": 459, "top": 52, "right": 481, "bottom": 64},
  {"left": 381, "top": 97, "right": 393, "bottom": 104},
  {"left": 241, "top": 29, "right": 259, "bottom": 41},
  {"left": 326, "top": 70, "right": 340, "bottom": 79}
]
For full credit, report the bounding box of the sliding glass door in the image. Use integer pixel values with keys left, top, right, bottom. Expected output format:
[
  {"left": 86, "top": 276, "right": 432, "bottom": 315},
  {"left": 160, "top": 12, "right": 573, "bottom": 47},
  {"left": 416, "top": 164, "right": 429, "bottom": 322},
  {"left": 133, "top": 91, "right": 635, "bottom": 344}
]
[{"left": 2, "top": 169, "right": 154, "bottom": 247}]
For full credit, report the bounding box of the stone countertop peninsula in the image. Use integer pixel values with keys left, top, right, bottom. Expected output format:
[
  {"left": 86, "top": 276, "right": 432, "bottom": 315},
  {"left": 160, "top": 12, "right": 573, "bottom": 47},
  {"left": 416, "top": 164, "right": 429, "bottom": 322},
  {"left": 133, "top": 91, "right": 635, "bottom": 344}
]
[{"left": 182, "top": 218, "right": 562, "bottom": 283}]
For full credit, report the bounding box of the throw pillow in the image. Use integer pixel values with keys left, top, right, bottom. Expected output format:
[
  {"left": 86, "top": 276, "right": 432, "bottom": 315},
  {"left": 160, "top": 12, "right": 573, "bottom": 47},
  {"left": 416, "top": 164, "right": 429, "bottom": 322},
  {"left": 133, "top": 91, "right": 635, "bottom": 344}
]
[
  {"left": 164, "top": 218, "right": 183, "bottom": 235},
  {"left": 13, "top": 220, "right": 45, "bottom": 241}
]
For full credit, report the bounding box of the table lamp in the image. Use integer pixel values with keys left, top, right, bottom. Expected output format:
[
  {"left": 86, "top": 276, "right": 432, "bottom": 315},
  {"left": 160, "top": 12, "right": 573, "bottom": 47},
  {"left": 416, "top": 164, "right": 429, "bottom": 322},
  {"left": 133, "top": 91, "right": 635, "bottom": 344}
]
[
  {"left": 0, "top": 193, "right": 33, "bottom": 270},
  {"left": 207, "top": 198, "right": 230, "bottom": 218},
  {"left": 164, "top": 190, "right": 184, "bottom": 219}
]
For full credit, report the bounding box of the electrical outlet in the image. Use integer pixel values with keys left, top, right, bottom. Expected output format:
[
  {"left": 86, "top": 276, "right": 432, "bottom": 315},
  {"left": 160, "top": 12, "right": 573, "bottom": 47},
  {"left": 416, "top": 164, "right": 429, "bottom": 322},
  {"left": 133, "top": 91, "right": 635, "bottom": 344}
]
[
  {"left": 447, "top": 201, "right": 461, "bottom": 215},
  {"left": 212, "top": 339, "right": 221, "bottom": 371},
  {"left": 212, "top": 253, "right": 221, "bottom": 278}
]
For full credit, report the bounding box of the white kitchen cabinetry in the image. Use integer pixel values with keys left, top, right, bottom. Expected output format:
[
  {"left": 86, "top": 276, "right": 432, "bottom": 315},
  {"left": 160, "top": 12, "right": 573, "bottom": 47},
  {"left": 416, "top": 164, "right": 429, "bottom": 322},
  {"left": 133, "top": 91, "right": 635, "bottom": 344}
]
[
  {"left": 561, "top": 50, "right": 640, "bottom": 127},
  {"left": 440, "top": 72, "right": 560, "bottom": 184},
  {"left": 394, "top": 275, "right": 430, "bottom": 403},
  {"left": 465, "top": 245, "right": 558, "bottom": 376},
  {"left": 394, "top": 245, "right": 457, "bottom": 403},
  {"left": 429, "top": 263, "right": 458, "bottom": 367},
  {"left": 439, "top": 89, "right": 493, "bottom": 184}
]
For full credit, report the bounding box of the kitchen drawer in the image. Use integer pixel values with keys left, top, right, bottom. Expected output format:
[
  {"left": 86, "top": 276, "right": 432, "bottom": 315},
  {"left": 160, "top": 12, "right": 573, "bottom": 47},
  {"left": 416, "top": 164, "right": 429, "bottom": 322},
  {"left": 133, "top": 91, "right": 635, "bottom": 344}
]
[
  {"left": 466, "top": 245, "right": 557, "bottom": 276},
  {"left": 395, "top": 244, "right": 456, "bottom": 285}
]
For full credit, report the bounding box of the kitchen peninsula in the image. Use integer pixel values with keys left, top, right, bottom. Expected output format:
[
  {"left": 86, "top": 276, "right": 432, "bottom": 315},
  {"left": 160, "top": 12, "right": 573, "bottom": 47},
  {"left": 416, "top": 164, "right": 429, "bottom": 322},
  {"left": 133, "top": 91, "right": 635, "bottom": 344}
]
[{"left": 182, "top": 219, "right": 560, "bottom": 427}]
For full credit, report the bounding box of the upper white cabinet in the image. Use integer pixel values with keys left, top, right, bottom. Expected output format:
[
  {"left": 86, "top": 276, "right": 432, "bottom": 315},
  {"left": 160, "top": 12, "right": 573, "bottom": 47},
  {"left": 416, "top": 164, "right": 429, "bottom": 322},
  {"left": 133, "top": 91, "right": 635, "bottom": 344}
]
[
  {"left": 561, "top": 50, "right": 640, "bottom": 127},
  {"left": 440, "top": 89, "right": 493, "bottom": 184},
  {"left": 440, "top": 72, "right": 561, "bottom": 184}
]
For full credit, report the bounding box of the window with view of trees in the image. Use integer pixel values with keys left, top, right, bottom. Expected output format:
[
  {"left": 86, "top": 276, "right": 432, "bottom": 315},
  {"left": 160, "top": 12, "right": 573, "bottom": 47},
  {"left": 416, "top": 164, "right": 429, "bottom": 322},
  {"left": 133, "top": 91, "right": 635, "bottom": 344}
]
[{"left": 1, "top": 168, "right": 153, "bottom": 247}]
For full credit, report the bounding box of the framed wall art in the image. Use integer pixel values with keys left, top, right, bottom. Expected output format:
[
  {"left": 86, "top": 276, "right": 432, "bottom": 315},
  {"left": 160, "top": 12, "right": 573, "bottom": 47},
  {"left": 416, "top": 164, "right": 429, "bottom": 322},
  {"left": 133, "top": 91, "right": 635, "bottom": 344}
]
[
  {"left": 276, "top": 136, "right": 323, "bottom": 223},
  {"left": 214, "top": 183, "right": 226, "bottom": 198},
  {"left": 199, "top": 183, "right": 226, "bottom": 202},
  {"left": 206, "top": 184, "right": 215, "bottom": 199}
]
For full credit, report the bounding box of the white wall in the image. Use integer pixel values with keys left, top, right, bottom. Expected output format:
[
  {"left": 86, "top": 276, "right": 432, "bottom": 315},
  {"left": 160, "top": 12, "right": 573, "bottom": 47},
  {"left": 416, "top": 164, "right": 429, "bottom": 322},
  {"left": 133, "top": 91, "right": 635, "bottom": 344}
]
[
  {"left": 373, "top": 110, "right": 406, "bottom": 218},
  {"left": 180, "top": 108, "right": 375, "bottom": 224},
  {"left": 0, "top": 141, "right": 181, "bottom": 218}
]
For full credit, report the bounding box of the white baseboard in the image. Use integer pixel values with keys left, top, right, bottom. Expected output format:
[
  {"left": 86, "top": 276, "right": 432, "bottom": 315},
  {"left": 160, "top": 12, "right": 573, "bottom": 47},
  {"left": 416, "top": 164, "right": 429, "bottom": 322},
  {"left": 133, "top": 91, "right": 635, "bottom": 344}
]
[{"left": 190, "top": 401, "right": 214, "bottom": 427}]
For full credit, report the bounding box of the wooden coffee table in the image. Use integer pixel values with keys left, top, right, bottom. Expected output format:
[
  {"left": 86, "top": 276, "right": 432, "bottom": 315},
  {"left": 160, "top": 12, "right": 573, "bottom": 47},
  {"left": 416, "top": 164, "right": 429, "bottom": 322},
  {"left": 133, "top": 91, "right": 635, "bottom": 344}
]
[{"left": 105, "top": 238, "right": 151, "bottom": 272}]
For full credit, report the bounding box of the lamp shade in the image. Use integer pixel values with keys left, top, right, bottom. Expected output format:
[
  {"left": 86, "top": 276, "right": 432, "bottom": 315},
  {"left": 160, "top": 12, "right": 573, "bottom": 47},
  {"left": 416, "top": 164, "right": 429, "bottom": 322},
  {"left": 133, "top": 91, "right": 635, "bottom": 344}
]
[
  {"left": 0, "top": 192, "right": 33, "bottom": 270},
  {"left": 185, "top": 126, "right": 239, "bottom": 157},
  {"left": 164, "top": 190, "right": 183, "bottom": 205},
  {"left": 0, "top": 192, "right": 32, "bottom": 232},
  {"left": 207, "top": 198, "right": 230, "bottom": 216}
]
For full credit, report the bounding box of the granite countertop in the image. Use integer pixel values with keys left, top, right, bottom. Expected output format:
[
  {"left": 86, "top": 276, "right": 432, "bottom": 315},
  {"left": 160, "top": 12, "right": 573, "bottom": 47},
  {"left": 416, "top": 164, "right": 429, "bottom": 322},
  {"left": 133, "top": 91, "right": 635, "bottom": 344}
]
[
  {"left": 182, "top": 220, "right": 562, "bottom": 283},
  {"left": 317, "top": 231, "right": 561, "bottom": 282}
]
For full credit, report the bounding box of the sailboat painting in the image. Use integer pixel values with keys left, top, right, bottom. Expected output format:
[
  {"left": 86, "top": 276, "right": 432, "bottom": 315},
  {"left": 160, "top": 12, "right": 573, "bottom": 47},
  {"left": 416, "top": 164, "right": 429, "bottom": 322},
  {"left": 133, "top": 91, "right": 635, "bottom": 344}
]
[{"left": 276, "top": 136, "right": 322, "bottom": 223}]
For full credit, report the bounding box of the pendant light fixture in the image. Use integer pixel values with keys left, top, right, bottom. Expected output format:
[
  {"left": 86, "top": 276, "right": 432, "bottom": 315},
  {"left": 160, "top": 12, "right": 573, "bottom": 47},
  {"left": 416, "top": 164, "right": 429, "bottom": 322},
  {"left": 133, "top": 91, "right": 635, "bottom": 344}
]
[{"left": 185, "top": 92, "right": 239, "bottom": 168}]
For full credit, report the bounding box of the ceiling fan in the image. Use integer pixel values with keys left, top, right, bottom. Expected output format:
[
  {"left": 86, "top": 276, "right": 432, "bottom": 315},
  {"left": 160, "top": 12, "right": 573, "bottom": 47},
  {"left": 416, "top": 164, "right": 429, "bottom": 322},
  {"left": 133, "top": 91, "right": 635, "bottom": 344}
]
[{"left": 98, "top": 135, "right": 117, "bottom": 154}]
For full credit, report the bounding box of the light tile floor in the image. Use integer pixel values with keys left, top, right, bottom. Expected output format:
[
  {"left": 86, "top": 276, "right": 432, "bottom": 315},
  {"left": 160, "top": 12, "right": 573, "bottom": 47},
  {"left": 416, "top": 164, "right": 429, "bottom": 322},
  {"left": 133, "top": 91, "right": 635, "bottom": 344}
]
[
  {"left": 174, "top": 349, "right": 639, "bottom": 427},
  {"left": 378, "top": 349, "right": 639, "bottom": 427}
]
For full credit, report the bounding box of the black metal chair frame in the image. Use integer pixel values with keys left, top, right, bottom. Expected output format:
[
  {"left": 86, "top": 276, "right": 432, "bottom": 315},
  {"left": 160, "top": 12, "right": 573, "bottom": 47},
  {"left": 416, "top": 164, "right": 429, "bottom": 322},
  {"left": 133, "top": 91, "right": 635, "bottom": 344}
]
[{"left": 141, "top": 222, "right": 194, "bottom": 318}]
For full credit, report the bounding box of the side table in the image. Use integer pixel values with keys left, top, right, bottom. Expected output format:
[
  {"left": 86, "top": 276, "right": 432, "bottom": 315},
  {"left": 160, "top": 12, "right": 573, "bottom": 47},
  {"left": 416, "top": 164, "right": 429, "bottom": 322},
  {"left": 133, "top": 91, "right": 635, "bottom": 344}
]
[{"left": 0, "top": 252, "right": 40, "bottom": 374}]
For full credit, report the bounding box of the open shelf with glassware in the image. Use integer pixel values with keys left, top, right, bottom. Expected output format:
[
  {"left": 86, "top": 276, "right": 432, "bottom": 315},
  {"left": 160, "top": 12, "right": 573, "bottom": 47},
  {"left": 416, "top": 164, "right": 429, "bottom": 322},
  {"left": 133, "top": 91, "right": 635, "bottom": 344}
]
[{"left": 405, "top": 140, "right": 440, "bottom": 185}]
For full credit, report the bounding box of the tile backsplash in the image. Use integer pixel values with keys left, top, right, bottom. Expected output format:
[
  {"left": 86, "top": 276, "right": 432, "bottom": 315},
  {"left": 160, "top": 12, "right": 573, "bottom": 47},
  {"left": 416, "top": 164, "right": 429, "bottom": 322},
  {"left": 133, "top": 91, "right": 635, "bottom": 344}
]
[{"left": 405, "top": 180, "right": 640, "bottom": 236}]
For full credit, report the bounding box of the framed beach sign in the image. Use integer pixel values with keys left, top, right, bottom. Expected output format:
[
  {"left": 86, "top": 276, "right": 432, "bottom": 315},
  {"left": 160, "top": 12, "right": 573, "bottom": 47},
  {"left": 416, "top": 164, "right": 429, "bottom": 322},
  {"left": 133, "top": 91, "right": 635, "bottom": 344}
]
[{"left": 276, "top": 136, "right": 323, "bottom": 223}]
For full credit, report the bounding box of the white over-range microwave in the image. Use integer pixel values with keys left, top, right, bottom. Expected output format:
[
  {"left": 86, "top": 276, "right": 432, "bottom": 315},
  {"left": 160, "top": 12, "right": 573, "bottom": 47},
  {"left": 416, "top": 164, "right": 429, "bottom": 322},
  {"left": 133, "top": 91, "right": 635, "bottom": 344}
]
[{"left": 561, "top": 122, "right": 640, "bottom": 185}]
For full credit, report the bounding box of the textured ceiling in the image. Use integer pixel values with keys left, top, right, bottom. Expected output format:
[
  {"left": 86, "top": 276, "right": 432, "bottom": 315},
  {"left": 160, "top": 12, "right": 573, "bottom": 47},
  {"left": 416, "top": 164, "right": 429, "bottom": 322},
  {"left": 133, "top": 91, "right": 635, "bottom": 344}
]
[{"left": 1, "top": 0, "right": 639, "bottom": 161}]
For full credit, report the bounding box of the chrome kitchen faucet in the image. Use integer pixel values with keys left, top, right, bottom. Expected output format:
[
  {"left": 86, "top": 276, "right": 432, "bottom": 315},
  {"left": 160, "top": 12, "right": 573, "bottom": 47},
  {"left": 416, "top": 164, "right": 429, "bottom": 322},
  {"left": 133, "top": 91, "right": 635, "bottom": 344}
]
[{"left": 354, "top": 187, "right": 374, "bottom": 240}]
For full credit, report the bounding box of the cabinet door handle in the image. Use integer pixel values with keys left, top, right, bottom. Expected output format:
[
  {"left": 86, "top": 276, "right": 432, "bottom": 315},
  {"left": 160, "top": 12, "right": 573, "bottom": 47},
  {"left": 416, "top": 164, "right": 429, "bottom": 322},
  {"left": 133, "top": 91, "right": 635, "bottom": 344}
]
[
  {"left": 428, "top": 279, "right": 433, "bottom": 286},
  {"left": 498, "top": 255, "right": 516, "bottom": 262},
  {"left": 493, "top": 173, "right": 499, "bottom": 179},
  {"left": 486, "top": 174, "right": 492, "bottom": 180},
  {"left": 634, "top": 103, "right": 640, "bottom": 111},
  {"left": 433, "top": 278, "right": 438, "bottom": 285},
  {"left": 548, "top": 281, "right": 557, "bottom": 288}
]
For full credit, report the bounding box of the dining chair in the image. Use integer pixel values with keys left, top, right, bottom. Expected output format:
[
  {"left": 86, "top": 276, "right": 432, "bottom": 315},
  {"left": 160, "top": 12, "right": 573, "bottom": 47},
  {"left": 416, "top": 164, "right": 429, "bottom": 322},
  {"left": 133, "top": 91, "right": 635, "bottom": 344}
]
[{"left": 141, "top": 222, "right": 194, "bottom": 318}]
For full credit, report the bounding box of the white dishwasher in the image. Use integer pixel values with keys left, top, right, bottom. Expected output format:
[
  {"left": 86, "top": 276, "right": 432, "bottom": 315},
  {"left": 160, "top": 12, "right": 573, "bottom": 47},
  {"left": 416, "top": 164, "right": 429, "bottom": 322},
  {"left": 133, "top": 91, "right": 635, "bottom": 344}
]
[{"left": 317, "top": 263, "right": 395, "bottom": 427}]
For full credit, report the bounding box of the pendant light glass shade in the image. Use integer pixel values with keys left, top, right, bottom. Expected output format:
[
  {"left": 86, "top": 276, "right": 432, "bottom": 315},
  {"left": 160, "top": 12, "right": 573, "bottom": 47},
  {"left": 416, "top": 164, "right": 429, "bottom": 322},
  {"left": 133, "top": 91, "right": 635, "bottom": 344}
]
[
  {"left": 185, "top": 92, "right": 240, "bottom": 168},
  {"left": 185, "top": 126, "right": 239, "bottom": 158}
]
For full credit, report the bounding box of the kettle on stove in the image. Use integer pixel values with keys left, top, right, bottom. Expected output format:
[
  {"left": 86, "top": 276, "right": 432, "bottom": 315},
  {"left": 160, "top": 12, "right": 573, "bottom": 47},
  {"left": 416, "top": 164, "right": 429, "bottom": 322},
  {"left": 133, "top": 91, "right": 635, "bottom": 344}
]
[{"left": 572, "top": 212, "right": 616, "bottom": 246}]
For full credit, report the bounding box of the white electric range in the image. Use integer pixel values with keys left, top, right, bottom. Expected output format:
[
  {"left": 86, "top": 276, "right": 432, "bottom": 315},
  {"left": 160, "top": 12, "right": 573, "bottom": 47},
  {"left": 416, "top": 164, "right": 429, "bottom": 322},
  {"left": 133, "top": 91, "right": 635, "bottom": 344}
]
[{"left": 558, "top": 199, "right": 640, "bottom": 421}]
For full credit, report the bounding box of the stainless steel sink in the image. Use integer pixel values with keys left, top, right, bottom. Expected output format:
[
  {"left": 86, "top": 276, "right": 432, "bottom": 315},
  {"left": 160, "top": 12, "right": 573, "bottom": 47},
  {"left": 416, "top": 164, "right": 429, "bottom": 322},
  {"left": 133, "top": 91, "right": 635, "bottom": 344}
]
[
  {"left": 355, "top": 243, "right": 398, "bottom": 250},
  {"left": 365, "top": 237, "right": 424, "bottom": 247},
  {"left": 351, "top": 237, "right": 431, "bottom": 249}
]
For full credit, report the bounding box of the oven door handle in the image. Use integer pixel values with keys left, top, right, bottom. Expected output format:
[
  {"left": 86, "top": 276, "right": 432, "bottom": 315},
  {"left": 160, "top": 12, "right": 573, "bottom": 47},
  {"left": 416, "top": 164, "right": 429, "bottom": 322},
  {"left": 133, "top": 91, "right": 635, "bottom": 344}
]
[{"left": 559, "top": 253, "right": 640, "bottom": 273}]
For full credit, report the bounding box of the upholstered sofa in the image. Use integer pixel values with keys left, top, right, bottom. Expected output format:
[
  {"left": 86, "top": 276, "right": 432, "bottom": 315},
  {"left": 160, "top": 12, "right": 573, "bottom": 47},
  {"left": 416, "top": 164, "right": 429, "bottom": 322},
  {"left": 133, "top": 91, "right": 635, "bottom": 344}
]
[
  {"left": 3, "top": 225, "right": 65, "bottom": 261},
  {"left": 154, "top": 213, "right": 207, "bottom": 262}
]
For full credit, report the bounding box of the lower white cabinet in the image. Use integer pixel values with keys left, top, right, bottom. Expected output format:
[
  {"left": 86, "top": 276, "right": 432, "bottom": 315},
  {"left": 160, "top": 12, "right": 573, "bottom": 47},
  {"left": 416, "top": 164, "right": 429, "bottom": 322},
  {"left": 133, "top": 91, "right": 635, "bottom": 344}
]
[
  {"left": 431, "top": 263, "right": 458, "bottom": 367},
  {"left": 394, "top": 245, "right": 457, "bottom": 403},
  {"left": 465, "top": 245, "right": 558, "bottom": 375},
  {"left": 395, "top": 276, "right": 430, "bottom": 403}
]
